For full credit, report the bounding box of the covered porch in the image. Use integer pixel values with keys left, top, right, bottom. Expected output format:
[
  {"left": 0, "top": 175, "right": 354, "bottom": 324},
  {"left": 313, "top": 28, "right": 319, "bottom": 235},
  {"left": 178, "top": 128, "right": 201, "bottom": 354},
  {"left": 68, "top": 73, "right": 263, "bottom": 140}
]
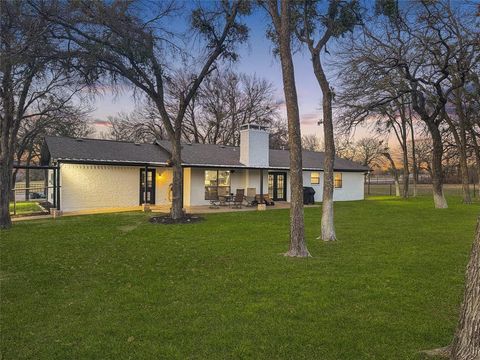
[{"left": 182, "top": 166, "right": 290, "bottom": 207}]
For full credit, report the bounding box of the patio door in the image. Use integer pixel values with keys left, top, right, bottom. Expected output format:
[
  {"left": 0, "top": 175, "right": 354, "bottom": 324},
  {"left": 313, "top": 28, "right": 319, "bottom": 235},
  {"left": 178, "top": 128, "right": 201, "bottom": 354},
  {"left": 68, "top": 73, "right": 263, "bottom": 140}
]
[
  {"left": 268, "top": 172, "right": 287, "bottom": 201},
  {"left": 139, "top": 169, "right": 156, "bottom": 205}
]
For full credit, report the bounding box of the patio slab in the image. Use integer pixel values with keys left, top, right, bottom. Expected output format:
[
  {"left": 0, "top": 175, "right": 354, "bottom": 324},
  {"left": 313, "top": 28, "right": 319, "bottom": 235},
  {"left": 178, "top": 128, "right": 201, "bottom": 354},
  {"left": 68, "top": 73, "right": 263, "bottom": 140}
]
[{"left": 11, "top": 202, "right": 320, "bottom": 221}]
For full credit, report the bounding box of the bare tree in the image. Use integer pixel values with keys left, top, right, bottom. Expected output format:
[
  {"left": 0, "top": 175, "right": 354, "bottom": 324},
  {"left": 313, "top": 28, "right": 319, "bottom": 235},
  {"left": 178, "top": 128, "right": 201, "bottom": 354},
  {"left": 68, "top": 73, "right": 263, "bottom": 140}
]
[
  {"left": 183, "top": 69, "right": 280, "bottom": 145},
  {"left": 106, "top": 68, "right": 282, "bottom": 146},
  {"left": 354, "top": 137, "right": 384, "bottom": 168},
  {"left": 338, "top": 0, "right": 477, "bottom": 208},
  {"left": 269, "top": 117, "right": 289, "bottom": 150},
  {"left": 264, "top": 0, "right": 309, "bottom": 257},
  {"left": 335, "top": 135, "right": 357, "bottom": 161},
  {"left": 14, "top": 105, "right": 92, "bottom": 200},
  {"left": 293, "top": 0, "right": 361, "bottom": 241},
  {"left": 106, "top": 101, "right": 167, "bottom": 143},
  {"left": 382, "top": 150, "right": 400, "bottom": 197},
  {"left": 1, "top": 1, "right": 85, "bottom": 229},
  {"left": 44, "top": 0, "right": 251, "bottom": 220}
]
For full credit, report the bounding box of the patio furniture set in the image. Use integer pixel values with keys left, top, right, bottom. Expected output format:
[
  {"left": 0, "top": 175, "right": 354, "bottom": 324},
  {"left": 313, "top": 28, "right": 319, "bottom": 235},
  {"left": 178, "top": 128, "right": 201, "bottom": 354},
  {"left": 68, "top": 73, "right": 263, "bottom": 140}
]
[{"left": 209, "top": 188, "right": 275, "bottom": 209}]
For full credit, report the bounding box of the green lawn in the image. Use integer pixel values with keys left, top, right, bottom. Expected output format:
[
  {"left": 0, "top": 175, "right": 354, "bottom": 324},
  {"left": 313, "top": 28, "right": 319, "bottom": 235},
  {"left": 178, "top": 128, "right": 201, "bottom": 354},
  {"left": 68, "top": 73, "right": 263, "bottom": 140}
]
[
  {"left": 1, "top": 196, "right": 478, "bottom": 359},
  {"left": 9, "top": 201, "right": 42, "bottom": 215}
]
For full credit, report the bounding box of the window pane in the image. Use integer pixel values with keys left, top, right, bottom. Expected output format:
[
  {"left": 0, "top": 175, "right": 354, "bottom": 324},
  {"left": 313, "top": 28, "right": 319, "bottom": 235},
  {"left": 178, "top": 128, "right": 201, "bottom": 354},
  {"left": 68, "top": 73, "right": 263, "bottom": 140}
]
[
  {"left": 334, "top": 173, "right": 342, "bottom": 188},
  {"left": 218, "top": 171, "right": 230, "bottom": 186},
  {"left": 277, "top": 175, "right": 284, "bottom": 199},
  {"left": 205, "top": 170, "right": 231, "bottom": 200},
  {"left": 311, "top": 172, "right": 320, "bottom": 184},
  {"left": 205, "top": 170, "right": 218, "bottom": 186},
  {"left": 268, "top": 174, "right": 274, "bottom": 198}
]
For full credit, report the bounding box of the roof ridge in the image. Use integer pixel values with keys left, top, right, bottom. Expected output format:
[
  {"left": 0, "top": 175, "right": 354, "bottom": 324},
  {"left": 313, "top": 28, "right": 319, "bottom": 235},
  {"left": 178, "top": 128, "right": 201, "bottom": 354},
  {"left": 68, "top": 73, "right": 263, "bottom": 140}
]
[
  {"left": 46, "top": 135, "right": 156, "bottom": 146},
  {"left": 157, "top": 139, "right": 240, "bottom": 149}
]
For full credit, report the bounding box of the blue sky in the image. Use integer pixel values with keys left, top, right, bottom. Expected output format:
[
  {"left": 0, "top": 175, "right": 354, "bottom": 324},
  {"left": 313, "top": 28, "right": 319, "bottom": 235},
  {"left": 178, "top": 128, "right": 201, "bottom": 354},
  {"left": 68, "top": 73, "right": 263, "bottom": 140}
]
[{"left": 91, "top": 4, "right": 332, "bottom": 138}]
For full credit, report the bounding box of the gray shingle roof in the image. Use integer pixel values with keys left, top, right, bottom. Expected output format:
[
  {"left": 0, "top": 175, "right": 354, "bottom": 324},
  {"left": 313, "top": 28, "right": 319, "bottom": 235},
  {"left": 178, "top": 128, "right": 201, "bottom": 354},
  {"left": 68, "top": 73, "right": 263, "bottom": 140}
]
[
  {"left": 156, "top": 140, "right": 243, "bottom": 167},
  {"left": 43, "top": 136, "right": 369, "bottom": 172},
  {"left": 269, "top": 148, "right": 369, "bottom": 172},
  {"left": 156, "top": 140, "right": 368, "bottom": 172},
  {"left": 43, "top": 136, "right": 170, "bottom": 165}
]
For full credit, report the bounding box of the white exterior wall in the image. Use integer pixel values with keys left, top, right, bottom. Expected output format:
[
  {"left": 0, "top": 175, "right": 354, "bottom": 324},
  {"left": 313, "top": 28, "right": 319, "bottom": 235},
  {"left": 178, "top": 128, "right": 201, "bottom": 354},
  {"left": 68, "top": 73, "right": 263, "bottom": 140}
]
[
  {"left": 186, "top": 168, "right": 209, "bottom": 206},
  {"left": 243, "top": 169, "right": 269, "bottom": 195},
  {"left": 155, "top": 168, "right": 173, "bottom": 205},
  {"left": 59, "top": 163, "right": 365, "bottom": 211},
  {"left": 303, "top": 170, "right": 365, "bottom": 202},
  {"left": 183, "top": 167, "right": 192, "bottom": 207},
  {"left": 332, "top": 171, "right": 365, "bottom": 201},
  {"left": 59, "top": 164, "right": 172, "bottom": 212}
]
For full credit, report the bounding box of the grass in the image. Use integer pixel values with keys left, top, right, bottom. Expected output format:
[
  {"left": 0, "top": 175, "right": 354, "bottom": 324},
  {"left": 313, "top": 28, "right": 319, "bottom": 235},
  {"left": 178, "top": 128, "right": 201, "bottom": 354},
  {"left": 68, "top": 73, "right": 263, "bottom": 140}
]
[
  {"left": 1, "top": 196, "right": 478, "bottom": 359},
  {"left": 9, "top": 201, "right": 42, "bottom": 215}
]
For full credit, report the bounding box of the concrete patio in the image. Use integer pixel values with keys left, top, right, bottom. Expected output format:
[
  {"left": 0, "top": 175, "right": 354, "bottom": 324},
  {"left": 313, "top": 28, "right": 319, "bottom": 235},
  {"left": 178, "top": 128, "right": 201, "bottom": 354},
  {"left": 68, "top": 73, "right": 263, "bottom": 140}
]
[{"left": 11, "top": 201, "right": 321, "bottom": 221}]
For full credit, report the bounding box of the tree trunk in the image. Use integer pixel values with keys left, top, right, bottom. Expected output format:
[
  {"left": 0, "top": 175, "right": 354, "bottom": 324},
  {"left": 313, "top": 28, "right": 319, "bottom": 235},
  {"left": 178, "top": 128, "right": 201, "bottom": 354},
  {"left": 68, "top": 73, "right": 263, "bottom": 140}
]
[
  {"left": 402, "top": 144, "right": 410, "bottom": 199},
  {"left": 170, "top": 135, "right": 184, "bottom": 220},
  {"left": 271, "top": 0, "right": 309, "bottom": 257},
  {"left": 450, "top": 217, "right": 480, "bottom": 360},
  {"left": 455, "top": 89, "right": 472, "bottom": 204},
  {"left": 428, "top": 124, "right": 448, "bottom": 208},
  {"left": 400, "top": 122, "right": 409, "bottom": 198},
  {"left": 408, "top": 110, "right": 418, "bottom": 197},
  {"left": 411, "top": 145, "right": 418, "bottom": 197},
  {"left": 468, "top": 127, "right": 480, "bottom": 200},
  {"left": 0, "top": 150, "right": 13, "bottom": 229},
  {"left": 394, "top": 104, "right": 410, "bottom": 199},
  {"left": 311, "top": 50, "right": 336, "bottom": 241},
  {"left": 383, "top": 152, "right": 400, "bottom": 197},
  {"left": 25, "top": 153, "right": 33, "bottom": 201},
  {"left": 444, "top": 112, "right": 472, "bottom": 204},
  {"left": 458, "top": 149, "right": 472, "bottom": 204}
]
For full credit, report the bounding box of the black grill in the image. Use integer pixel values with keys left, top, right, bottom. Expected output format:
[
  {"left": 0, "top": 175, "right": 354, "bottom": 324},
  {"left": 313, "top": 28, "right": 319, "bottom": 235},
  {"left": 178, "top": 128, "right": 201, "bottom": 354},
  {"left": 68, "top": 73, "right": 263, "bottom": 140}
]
[{"left": 303, "top": 187, "right": 316, "bottom": 205}]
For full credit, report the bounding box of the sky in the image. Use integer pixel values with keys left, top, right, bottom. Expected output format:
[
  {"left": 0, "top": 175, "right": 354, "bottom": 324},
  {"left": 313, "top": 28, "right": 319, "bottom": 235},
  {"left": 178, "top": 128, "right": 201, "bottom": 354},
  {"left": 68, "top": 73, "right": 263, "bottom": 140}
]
[{"left": 91, "top": 2, "right": 367, "bottom": 141}]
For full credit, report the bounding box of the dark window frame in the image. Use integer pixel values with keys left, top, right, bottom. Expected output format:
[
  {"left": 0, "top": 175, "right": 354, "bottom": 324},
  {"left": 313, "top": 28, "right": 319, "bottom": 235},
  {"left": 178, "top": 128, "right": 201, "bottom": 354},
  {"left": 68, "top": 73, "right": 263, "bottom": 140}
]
[{"left": 139, "top": 168, "right": 156, "bottom": 205}]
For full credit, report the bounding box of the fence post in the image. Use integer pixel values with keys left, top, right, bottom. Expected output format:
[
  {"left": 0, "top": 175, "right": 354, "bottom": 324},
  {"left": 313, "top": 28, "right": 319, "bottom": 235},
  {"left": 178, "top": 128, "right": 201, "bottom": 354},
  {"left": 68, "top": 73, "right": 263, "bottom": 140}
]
[
  {"left": 389, "top": 183, "right": 392, "bottom": 196},
  {"left": 12, "top": 189, "right": 16, "bottom": 216},
  {"left": 474, "top": 183, "right": 476, "bottom": 198},
  {"left": 368, "top": 173, "right": 371, "bottom": 195}
]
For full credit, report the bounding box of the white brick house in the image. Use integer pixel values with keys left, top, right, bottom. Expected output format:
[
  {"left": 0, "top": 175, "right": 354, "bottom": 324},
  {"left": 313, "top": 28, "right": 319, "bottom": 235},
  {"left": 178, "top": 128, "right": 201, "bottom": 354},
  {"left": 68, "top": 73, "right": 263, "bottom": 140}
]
[{"left": 42, "top": 124, "right": 369, "bottom": 212}]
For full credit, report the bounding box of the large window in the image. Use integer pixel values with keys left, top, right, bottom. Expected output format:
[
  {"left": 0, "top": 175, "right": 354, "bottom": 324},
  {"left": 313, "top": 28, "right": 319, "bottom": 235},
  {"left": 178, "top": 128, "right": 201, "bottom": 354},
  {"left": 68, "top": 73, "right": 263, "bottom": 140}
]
[
  {"left": 310, "top": 172, "right": 320, "bottom": 185},
  {"left": 334, "top": 172, "right": 342, "bottom": 188},
  {"left": 205, "top": 170, "right": 231, "bottom": 200}
]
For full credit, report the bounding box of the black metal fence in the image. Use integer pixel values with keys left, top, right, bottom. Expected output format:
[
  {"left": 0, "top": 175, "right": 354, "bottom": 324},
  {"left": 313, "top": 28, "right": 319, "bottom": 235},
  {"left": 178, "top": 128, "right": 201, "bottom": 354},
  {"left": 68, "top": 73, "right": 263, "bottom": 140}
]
[
  {"left": 10, "top": 165, "right": 60, "bottom": 216},
  {"left": 365, "top": 182, "right": 479, "bottom": 198}
]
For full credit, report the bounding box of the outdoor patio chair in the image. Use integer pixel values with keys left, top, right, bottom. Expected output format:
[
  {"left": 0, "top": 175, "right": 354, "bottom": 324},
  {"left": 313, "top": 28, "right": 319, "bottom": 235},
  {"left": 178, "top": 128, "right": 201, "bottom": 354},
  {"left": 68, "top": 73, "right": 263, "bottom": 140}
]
[
  {"left": 232, "top": 189, "right": 245, "bottom": 209},
  {"left": 263, "top": 194, "right": 275, "bottom": 206},
  {"left": 218, "top": 187, "right": 230, "bottom": 206},
  {"left": 256, "top": 194, "right": 275, "bottom": 206},
  {"left": 245, "top": 188, "right": 257, "bottom": 207},
  {"left": 209, "top": 199, "right": 220, "bottom": 209}
]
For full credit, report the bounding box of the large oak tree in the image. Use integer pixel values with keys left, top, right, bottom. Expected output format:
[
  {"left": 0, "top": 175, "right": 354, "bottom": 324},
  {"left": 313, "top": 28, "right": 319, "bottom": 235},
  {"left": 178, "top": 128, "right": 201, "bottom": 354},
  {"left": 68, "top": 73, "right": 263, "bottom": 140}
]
[
  {"left": 44, "top": 0, "right": 251, "bottom": 220},
  {"left": 264, "top": 0, "right": 310, "bottom": 257},
  {"left": 293, "top": 0, "right": 361, "bottom": 241},
  {"left": 1, "top": 1, "right": 84, "bottom": 229}
]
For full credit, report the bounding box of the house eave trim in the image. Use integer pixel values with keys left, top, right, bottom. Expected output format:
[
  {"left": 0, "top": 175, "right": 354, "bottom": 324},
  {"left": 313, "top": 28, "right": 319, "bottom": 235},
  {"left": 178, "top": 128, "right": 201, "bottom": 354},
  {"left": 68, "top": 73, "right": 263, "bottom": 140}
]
[{"left": 54, "top": 158, "right": 169, "bottom": 167}]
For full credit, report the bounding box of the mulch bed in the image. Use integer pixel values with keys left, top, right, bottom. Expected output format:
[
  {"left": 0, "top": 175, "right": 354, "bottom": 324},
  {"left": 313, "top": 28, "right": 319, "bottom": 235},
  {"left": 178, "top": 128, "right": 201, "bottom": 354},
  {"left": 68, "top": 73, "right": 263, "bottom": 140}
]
[{"left": 149, "top": 214, "right": 204, "bottom": 225}]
